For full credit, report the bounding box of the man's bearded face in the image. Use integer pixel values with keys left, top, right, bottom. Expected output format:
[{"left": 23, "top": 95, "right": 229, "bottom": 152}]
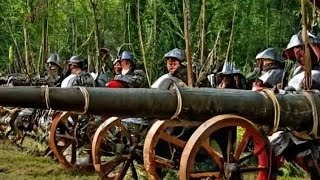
[{"left": 166, "top": 58, "right": 180, "bottom": 74}]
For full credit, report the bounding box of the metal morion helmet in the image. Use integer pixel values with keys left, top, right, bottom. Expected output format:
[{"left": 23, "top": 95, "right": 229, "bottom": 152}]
[
  {"left": 218, "top": 62, "right": 242, "bottom": 75},
  {"left": 283, "top": 31, "right": 320, "bottom": 58},
  {"left": 47, "top": 53, "right": 61, "bottom": 68},
  {"left": 164, "top": 48, "right": 185, "bottom": 62},
  {"left": 255, "top": 48, "right": 284, "bottom": 63},
  {"left": 120, "top": 51, "right": 133, "bottom": 60},
  {"left": 68, "top": 55, "right": 84, "bottom": 64}
]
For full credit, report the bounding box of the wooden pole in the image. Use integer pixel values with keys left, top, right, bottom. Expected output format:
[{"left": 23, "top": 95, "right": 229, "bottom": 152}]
[
  {"left": 137, "top": 0, "right": 151, "bottom": 87},
  {"left": 200, "top": 0, "right": 206, "bottom": 65},
  {"left": 183, "top": 0, "right": 194, "bottom": 87},
  {"left": 301, "top": 0, "right": 312, "bottom": 90}
]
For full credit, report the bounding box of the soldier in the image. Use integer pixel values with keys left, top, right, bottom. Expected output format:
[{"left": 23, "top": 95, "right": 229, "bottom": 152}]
[
  {"left": 250, "top": 48, "right": 285, "bottom": 91},
  {"left": 113, "top": 51, "right": 146, "bottom": 88},
  {"left": 61, "top": 56, "right": 95, "bottom": 88},
  {"left": 269, "top": 31, "right": 320, "bottom": 179},
  {"left": 283, "top": 31, "right": 320, "bottom": 91},
  {"left": 95, "top": 48, "right": 116, "bottom": 87},
  {"left": 151, "top": 48, "right": 187, "bottom": 89},
  {"left": 112, "top": 58, "right": 122, "bottom": 75},
  {"left": 96, "top": 57, "right": 123, "bottom": 87},
  {"left": 207, "top": 61, "right": 245, "bottom": 89},
  {"left": 46, "top": 53, "right": 63, "bottom": 87}
]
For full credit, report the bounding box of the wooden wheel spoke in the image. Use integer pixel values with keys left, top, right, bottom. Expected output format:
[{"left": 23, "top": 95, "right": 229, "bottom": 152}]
[
  {"left": 159, "top": 131, "right": 186, "bottom": 148},
  {"left": 226, "top": 129, "right": 235, "bottom": 162},
  {"left": 179, "top": 115, "right": 273, "bottom": 180},
  {"left": 55, "top": 134, "right": 76, "bottom": 142},
  {"left": 234, "top": 130, "right": 250, "bottom": 161},
  {"left": 202, "top": 141, "right": 223, "bottom": 169},
  {"left": 130, "top": 162, "right": 139, "bottom": 180},
  {"left": 239, "top": 152, "right": 255, "bottom": 164},
  {"left": 118, "top": 123, "right": 130, "bottom": 137},
  {"left": 240, "top": 166, "right": 269, "bottom": 173},
  {"left": 190, "top": 172, "right": 221, "bottom": 179},
  {"left": 154, "top": 155, "right": 176, "bottom": 168},
  {"left": 100, "top": 155, "right": 130, "bottom": 176},
  {"left": 56, "top": 141, "right": 72, "bottom": 155},
  {"left": 116, "top": 159, "right": 131, "bottom": 180},
  {"left": 71, "top": 142, "right": 77, "bottom": 164}
]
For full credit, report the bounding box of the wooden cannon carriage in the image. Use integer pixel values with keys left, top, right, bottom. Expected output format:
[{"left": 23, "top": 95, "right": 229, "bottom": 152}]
[{"left": 0, "top": 86, "right": 319, "bottom": 179}]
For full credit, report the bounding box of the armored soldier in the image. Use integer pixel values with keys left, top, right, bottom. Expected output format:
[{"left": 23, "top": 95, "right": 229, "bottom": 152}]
[
  {"left": 283, "top": 31, "right": 320, "bottom": 91},
  {"left": 207, "top": 61, "right": 245, "bottom": 89},
  {"left": 95, "top": 48, "right": 115, "bottom": 87},
  {"left": 269, "top": 31, "right": 320, "bottom": 179},
  {"left": 112, "top": 58, "right": 122, "bottom": 75},
  {"left": 46, "top": 53, "right": 63, "bottom": 87},
  {"left": 250, "top": 48, "right": 285, "bottom": 91},
  {"left": 113, "top": 51, "right": 146, "bottom": 88},
  {"left": 151, "top": 48, "right": 187, "bottom": 89},
  {"left": 96, "top": 57, "right": 123, "bottom": 87},
  {"left": 61, "top": 56, "right": 95, "bottom": 88}
]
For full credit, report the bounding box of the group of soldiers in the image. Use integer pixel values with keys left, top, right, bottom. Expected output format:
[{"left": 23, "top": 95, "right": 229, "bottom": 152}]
[
  {"left": 1, "top": 30, "right": 320, "bottom": 178},
  {"left": 214, "top": 30, "right": 320, "bottom": 178}
]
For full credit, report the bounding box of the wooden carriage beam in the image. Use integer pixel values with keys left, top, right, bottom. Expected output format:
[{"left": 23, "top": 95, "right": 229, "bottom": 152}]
[{"left": 0, "top": 86, "right": 316, "bottom": 131}]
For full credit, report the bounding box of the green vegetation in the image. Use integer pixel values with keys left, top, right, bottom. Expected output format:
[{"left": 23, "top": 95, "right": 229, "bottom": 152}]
[
  {"left": 0, "top": 140, "right": 98, "bottom": 180},
  {"left": 0, "top": 138, "right": 310, "bottom": 180},
  {"left": 0, "top": 0, "right": 315, "bottom": 82}
]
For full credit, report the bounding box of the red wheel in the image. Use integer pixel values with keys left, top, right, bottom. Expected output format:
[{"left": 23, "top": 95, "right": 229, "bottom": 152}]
[
  {"left": 143, "top": 119, "right": 201, "bottom": 179},
  {"left": 179, "top": 114, "right": 275, "bottom": 180}
]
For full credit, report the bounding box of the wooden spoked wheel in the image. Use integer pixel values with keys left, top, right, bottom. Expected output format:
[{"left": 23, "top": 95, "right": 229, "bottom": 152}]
[
  {"left": 143, "top": 119, "right": 201, "bottom": 179},
  {"left": 179, "top": 114, "right": 274, "bottom": 180},
  {"left": 48, "top": 111, "right": 94, "bottom": 170},
  {"left": 92, "top": 117, "right": 141, "bottom": 179}
]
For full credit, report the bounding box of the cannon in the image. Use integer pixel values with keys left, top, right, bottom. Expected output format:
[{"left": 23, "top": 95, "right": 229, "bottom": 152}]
[{"left": 0, "top": 86, "right": 319, "bottom": 179}]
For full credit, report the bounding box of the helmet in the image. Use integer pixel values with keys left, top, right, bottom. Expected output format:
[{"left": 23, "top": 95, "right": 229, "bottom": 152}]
[
  {"left": 68, "top": 56, "right": 83, "bottom": 64},
  {"left": 47, "top": 53, "right": 61, "bottom": 68},
  {"left": 99, "top": 47, "right": 110, "bottom": 55},
  {"left": 255, "top": 48, "right": 284, "bottom": 63},
  {"left": 164, "top": 48, "right": 185, "bottom": 62},
  {"left": 120, "top": 51, "right": 133, "bottom": 60},
  {"left": 218, "top": 62, "right": 242, "bottom": 75},
  {"left": 283, "top": 31, "right": 320, "bottom": 58}
]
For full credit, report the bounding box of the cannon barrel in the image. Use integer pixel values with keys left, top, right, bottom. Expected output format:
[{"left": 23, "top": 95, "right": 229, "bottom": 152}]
[{"left": 0, "top": 86, "right": 316, "bottom": 131}]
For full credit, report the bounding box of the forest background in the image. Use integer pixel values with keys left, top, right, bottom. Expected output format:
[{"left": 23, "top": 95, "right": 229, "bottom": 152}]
[{"left": 0, "top": 0, "right": 315, "bottom": 85}]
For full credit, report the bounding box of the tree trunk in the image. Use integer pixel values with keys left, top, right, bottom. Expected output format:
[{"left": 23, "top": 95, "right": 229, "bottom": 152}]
[
  {"left": 137, "top": 0, "right": 151, "bottom": 87},
  {"left": 183, "top": 0, "right": 194, "bottom": 87},
  {"left": 67, "top": 0, "right": 76, "bottom": 54},
  {"left": 42, "top": 0, "right": 49, "bottom": 73},
  {"left": 90, "top": 0, "right": 101, "bottom": 75},
  {"left": 200, "top": 0, "right": 206, "bottom": 65},
  {"left": 10, "top": 29, "right": 25, "bottom": 73},
  {"left": 23, "top": 20, "right": 30, "bottom": 74}
]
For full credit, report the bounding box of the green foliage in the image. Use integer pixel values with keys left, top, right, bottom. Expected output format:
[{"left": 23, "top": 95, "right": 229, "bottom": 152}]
[
  {"left": 0, "top": 141, "right": 98, "bottom": 180},
  {"left": 279, "top": 161, "right": 308, "bottom": 179},
  {"left": 0, "top": 0, "right": 317, "bottom": 78}
]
